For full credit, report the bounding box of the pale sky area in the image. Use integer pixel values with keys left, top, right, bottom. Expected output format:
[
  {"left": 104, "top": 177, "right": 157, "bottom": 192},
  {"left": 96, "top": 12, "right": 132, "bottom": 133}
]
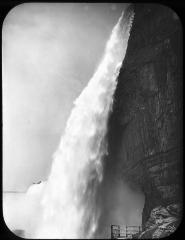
[{"left": 3, "top": 3, "right": 127, "bottom": 191}]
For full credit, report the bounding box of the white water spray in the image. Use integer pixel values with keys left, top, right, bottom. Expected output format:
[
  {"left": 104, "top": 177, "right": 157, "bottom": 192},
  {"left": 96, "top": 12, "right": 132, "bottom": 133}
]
[{"left": 35, "top": 8, "right": 134, "bottom": 239}]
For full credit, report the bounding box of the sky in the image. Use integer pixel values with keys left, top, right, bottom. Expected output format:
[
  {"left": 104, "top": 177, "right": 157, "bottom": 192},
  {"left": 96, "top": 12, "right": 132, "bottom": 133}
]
[{"left": 3, "top": 3, "right": 128, "bottom": 191}]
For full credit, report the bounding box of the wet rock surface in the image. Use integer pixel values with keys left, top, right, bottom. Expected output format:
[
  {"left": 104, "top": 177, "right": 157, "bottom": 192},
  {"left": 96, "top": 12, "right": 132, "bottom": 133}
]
[
  {"left": 108, "top": 3, "right": 183, "bottom": 237},
  {"left": 138, "top": 203, "right": 182, "bottom": 238}
]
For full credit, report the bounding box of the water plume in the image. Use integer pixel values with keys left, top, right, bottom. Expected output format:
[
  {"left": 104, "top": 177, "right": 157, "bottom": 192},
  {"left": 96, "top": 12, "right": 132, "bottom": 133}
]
[{"left": 34, "top": 7, "right": 134, "bottom": 239}]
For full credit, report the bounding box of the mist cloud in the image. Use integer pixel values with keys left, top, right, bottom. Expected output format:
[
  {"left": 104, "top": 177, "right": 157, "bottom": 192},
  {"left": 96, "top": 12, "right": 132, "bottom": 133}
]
[{"left": 3, "top": 3, "right": 127, "bottom": 191}]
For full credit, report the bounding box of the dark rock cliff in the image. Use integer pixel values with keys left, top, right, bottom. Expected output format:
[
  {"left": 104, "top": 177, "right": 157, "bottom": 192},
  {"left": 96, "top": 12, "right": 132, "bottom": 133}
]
[{"left": 108, "top": 3, "right": 183, "bottom": 238}]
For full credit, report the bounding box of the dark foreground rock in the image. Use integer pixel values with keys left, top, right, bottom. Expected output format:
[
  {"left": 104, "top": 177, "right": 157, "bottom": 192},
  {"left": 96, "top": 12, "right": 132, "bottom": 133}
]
[{"left": 138, "top": 203, "right": 182, "bottom": 238}]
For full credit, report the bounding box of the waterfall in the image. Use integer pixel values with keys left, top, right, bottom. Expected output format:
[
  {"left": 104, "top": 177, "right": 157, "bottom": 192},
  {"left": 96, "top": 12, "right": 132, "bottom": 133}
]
[{"left": 35, "top": 7, "right": 134, "bottom": 239}]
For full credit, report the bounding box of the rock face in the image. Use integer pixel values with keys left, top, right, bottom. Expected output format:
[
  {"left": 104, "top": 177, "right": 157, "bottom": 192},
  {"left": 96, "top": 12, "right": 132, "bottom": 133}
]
[{"left": 108, "top": 4, "right": 183, "bottom": 237}]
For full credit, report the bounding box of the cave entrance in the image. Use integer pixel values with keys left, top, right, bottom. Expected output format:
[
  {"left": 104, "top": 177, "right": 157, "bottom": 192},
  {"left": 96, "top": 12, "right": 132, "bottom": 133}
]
[{"left": 96, "top": 173, "right": 145, "bottom": 238}]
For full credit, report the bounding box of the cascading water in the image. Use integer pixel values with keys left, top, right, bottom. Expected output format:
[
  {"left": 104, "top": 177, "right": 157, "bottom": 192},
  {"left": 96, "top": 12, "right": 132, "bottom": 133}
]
[{"left": 35, "top": 7, "right": 134, "bottom": 239}]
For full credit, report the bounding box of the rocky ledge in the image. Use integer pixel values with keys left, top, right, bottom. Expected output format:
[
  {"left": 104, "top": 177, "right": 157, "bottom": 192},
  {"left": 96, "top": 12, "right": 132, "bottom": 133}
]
[{"left": 139, "top": 203, "right": 182, "bottom": 238}]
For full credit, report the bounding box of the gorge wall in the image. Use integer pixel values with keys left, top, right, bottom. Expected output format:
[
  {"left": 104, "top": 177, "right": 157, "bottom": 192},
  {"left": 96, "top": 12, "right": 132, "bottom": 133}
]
[{"left": 108, "top": 3, "right": 183, "bottom": 238}]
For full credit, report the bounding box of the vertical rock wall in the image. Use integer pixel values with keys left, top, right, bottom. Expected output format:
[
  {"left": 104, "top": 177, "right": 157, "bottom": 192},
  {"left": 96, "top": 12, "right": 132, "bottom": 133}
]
[{"left": 108, "top": 4, "right": 183, "bottom": 237}]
